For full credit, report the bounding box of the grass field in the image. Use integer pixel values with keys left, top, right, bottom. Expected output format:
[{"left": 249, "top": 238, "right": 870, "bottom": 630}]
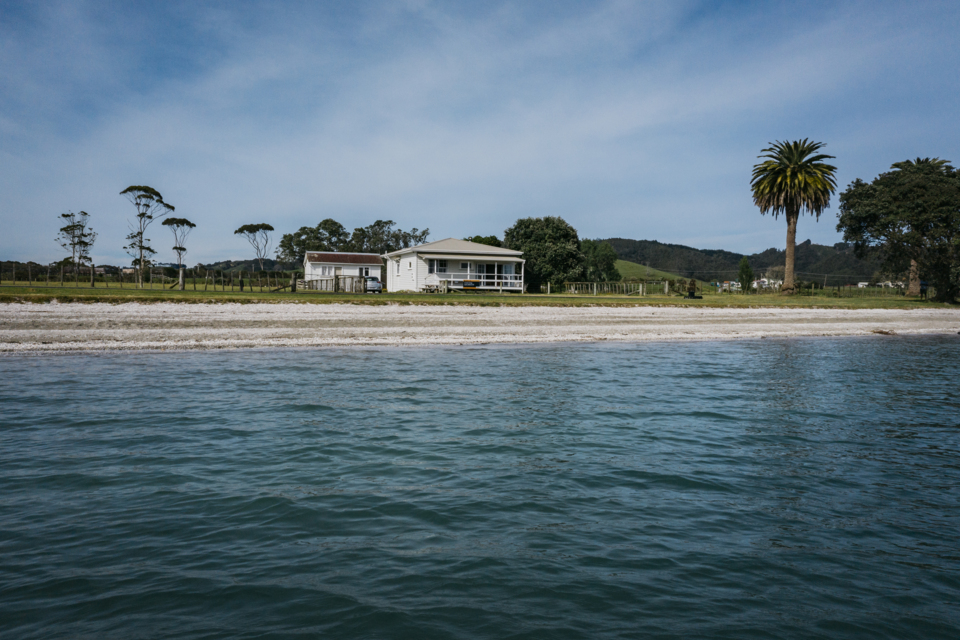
[
  {"left": 0, "top": 283, "right": 950, "bottom": 309},
  {"left": 615, "top": 260, "right": 695, "bottom": 282}
]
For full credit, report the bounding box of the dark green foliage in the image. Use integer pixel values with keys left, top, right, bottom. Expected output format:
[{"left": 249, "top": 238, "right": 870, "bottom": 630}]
[
  {"left": 837, "top": 158, "right": 960, "bottom": 302},
  {"left": 276, "top": 219, "right": 351, "bottom": 263},
  {"left": 348, "top": 220, "right": 429, "bottom": 256},
  {"left": 275, "top": 219, "right": 428, "bottom": 264},
  {"left": 463, "top": 235, "right": 502, "bottom": 247},
  {"left": 503, "top": 216, "right": 584, "bottom": 290},
  {"left": 737, "top": 257, "right": 754, "bottom": 293},
  {"left": 162, "top": 217, "right": 196, "bottom": 268},
  {"left": 581, "top": 240, "right": 621, "bottom": 282},
  {"left": 603, "top": 238, "right": 879, "bottom": 285}
]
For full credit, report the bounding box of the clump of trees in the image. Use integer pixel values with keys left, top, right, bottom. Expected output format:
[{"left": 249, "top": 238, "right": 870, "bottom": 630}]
[
  {"left": 581, "top": 239, "right": 621, "bottom": 282},
  {"left": 463, "top": 235, "right": 502, "bottom": 247},
  {"left": 837, "top": 158, "right": 960, "bottom": 302},
  {"left": 503, "top": 216, "right": 585, "bottom": 290},
  {"left": 275, "top": 219, "right": 429, "bottom": 264},
  {"left": 751, "top": 139, "right": 837, "bottom": 294}
]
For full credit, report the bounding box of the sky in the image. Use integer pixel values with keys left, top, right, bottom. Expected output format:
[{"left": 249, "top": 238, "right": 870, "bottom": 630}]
[{"left": 2, "top": 0, "right": 958, "bottom": 266}]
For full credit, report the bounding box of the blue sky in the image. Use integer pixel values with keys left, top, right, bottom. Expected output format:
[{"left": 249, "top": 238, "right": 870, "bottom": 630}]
[{"left": 2, "top": 0, "right": 958, "bottom": 266}]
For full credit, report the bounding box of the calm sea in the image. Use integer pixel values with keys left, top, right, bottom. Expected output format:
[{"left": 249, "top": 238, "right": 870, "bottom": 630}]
[{"left": 1, "top": 337, "right": 959, "bottom": 639}]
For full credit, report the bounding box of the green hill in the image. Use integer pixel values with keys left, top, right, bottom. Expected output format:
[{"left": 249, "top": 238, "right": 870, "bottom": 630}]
[
  {"left": 615, "top": 260, "right": 697, "bottom": 282},
  {"left": 604, "top": 238, "right": 882, "bottom": 285}
]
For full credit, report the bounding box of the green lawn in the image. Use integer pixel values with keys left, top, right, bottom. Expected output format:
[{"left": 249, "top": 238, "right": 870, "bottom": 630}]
[{"left": 0, "top": 283, "right": 950, "bottom": 309}]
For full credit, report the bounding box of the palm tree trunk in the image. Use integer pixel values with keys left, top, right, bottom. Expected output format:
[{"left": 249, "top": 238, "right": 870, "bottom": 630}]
[
  {"left": 907, "top": 259, "right": 920, "bottom": 296},
  {"left": 782, "top": 212, "right": 799, "bottom": 294}
]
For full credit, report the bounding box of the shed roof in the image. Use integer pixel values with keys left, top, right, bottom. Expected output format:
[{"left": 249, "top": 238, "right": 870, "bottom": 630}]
[
  {"left": 383, "top": 238, "right": 523, "bottom": 258},
  {"left": 304, "top": 252, "right": 383, "bottom": 265}
]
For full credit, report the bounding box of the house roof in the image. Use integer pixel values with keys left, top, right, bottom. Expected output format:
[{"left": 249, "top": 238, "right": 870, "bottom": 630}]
[
  {"left": 383, "top": 238, "right": 523, "bottom": 258},
  {"left": 304, "top": 252, "right": 383, "bottom": 265}
]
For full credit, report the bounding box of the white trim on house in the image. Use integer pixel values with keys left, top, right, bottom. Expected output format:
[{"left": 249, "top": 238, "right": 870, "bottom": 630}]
[{"left": 383, "top": 238, "right": 525, "bottom": 293}]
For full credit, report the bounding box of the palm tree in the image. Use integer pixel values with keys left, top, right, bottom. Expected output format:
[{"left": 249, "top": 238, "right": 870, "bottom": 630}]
[{"left": 751, "top": 139, "right": 837, "bottom": 294}]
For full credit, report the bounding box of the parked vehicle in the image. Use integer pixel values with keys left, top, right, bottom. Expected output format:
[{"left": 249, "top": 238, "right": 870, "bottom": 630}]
[{"left": 365, "top": 276, "right": 382, "bottom": 293}]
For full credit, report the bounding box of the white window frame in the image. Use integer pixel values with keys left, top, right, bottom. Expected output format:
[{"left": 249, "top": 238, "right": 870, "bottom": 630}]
[{"left": 437, "top": 260, "right": 447, "bottom": 274}]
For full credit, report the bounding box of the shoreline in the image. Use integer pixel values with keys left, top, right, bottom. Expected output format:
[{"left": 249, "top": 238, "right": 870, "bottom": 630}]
[{"left": 2, "top": 302, "right": 958, "bottom": 353}]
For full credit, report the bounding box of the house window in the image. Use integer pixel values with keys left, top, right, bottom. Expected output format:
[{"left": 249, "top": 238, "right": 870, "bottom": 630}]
[
  {"left": 428, "top": 259, "right": 435, "bottom": 274},
  {"left": 396, "top": 260, "right": 401, "bottom": 275},
  {"left": 437, "top": 260, "right": 447, "bottom": 273},
  {"left": 460, "top": 262, "right": 468, "bottom": 270},
  {"left": 361, "top": 267, "right": 369, "bottom": 277},
  {"left": 503, "top": 264, "right": 514, "bottom": 275},
  {"left": 407, "top": 260, "right": 412, "bottom": 270}
]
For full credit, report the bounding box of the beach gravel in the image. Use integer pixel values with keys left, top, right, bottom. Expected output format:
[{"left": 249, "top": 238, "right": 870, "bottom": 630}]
[{"left": 1, "top": 302, "right": 959, "bottom": 352}]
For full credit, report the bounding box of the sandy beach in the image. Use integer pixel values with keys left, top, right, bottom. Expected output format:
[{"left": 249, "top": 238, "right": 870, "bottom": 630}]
[{"left": 0, "top": 302, "right": 957, "bottom": 352}]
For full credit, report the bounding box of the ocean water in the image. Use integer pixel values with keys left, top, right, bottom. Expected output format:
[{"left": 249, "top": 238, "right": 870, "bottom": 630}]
[{"left": 1, "top": 337, "right": 959, "bottom": 639}]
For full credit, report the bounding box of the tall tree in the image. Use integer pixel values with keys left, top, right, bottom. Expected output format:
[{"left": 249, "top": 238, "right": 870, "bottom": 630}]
[
  {"left": 235, "top": 223, "right": 274, "bottom": 272},
  {"left": 121, "top": 186, "right": 174, "bottom": 288},
  {"left": 737, "top": 257, "right": 754, "bottom": 293},
  {"left": 581, "top": 239, "right": 621, "bottom": 282},
  {"left": 837, "top": 158, "right": 960, "bottom": 302},
  {"left": 751, "top": 139, "right": 837, "bottom": 294},
  {"left": 56, "top": 211, "right": 96, "bottom": 284},
  {"left": 503, "top": 216, "right": 584, "bottom": 291},
  {"left": 162, "top": 217, "right": 196, "bottom": 291}
]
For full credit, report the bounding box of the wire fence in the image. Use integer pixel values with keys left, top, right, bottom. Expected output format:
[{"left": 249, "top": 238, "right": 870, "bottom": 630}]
[{"left": 0, "top": 263, "right": 302, "bottom": 293}]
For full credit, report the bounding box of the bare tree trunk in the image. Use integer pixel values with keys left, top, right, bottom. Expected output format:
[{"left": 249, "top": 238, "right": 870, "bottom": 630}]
[
  {"left": 179, "top": 267, "right": 185, "bottom": 291},
  {"left": 782, "top": 213, "right": 799, "bottom": 295},
  {"left": 907, "top": 259, "right": 921, "bottom": 296},
  {"left": 91, "top": 264, "right": 95, "bottom": 287}
]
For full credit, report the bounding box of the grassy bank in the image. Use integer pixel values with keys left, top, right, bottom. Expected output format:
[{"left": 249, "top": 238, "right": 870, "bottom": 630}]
[{"left": 0, "top": 284, "right": 950, "bottom": 309}]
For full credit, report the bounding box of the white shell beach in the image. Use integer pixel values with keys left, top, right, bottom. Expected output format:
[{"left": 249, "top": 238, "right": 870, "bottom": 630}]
[{"left": 1, "top": 302, "right": 958, "bottom": 352}]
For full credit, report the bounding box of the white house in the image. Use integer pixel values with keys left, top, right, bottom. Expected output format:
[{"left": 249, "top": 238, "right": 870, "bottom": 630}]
[
  {"left": 303, "top": 252, "right": 383, "bottom": 281},
  {"left": 383, "top": 238, "right": 525, "bottom": 293}
]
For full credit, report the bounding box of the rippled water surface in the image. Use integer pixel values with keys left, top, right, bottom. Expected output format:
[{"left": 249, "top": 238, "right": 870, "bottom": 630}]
[{"left": 2, "top": 337, "right": 959, "bottom": 639}]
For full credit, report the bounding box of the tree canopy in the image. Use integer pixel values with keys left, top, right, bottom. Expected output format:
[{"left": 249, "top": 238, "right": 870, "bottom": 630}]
[
  {"left": 235, "top": 223, "right": 275, "bottom": 272},
  {"left": 275, "top": 219, "right": 429, "bottom": 264},
  {"left": 121, "top": 185, "right": 174, "bottom": 287},
  {"left": 581, "top": 239, "right": 621, "bottom": 282},
  {"left": 503, "top": 216, "right": 584, "bottom": 290},
  {"left": 56, "top": 211, "right": 96, "bottom": 271},
  {"left": 751, "top": 139, "right": 837, "bottom": 294},
  {"left": 837, "top": 158, "right": 960, "bottom": 302},
  {"left": 463, "top": 235, "right": 502, "bottom": 247},
  {"left": 162, "top": 217, "right": 196, "bottom": 270}
]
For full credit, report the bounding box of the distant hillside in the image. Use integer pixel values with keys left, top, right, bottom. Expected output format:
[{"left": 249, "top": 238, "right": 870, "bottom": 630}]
[
  {"left": 199, "top": 258, "right": 297, "bottom": 273},
  {"left": 603, "top": 238, "right": 883, "bottom": 285}
]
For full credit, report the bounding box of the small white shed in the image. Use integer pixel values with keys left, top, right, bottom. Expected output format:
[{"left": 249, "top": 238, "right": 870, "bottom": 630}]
[{"left": 303, "top": 252, "right": 383, "bottom": 280}]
